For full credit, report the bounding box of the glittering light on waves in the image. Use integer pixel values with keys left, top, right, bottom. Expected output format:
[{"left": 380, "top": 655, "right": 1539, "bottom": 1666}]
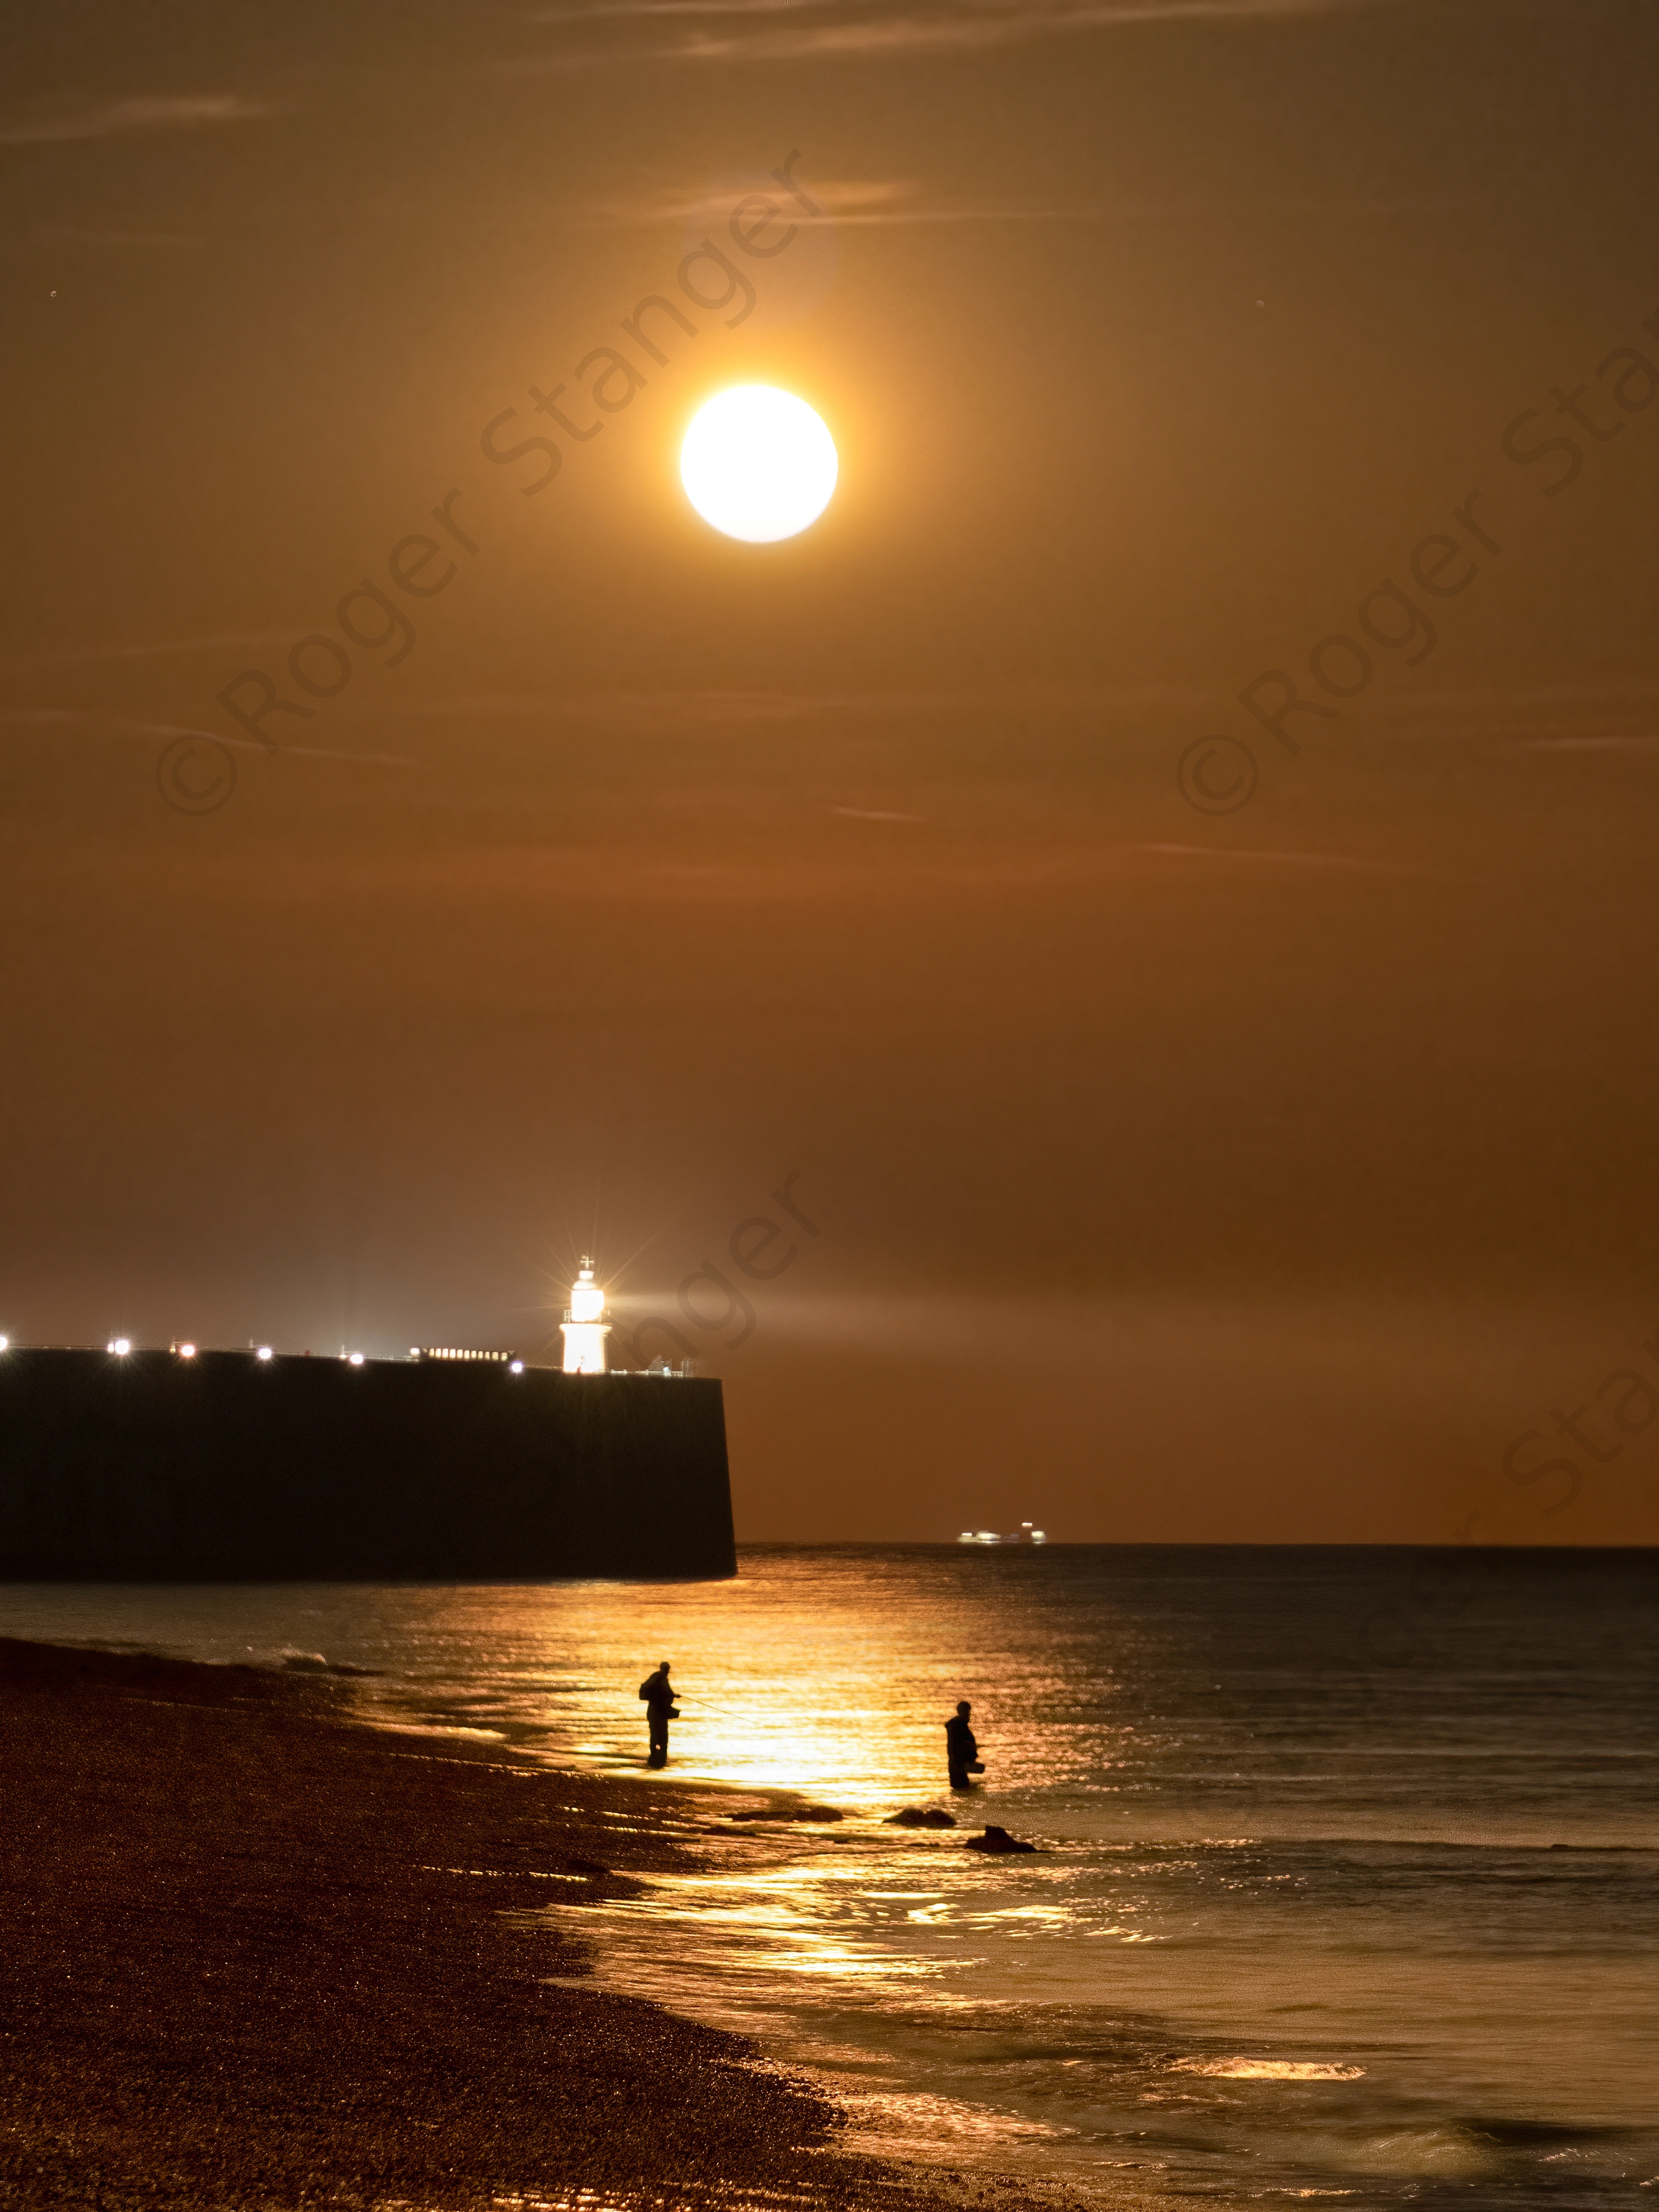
[{"left": 1173, "top": 2059, "right": 1366, "bottom": 2080}]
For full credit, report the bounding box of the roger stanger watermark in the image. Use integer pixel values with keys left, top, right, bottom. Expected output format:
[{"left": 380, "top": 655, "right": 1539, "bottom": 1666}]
[
  {"left": 1352, "top": 1317, "right": 1659, "bottom": 1671},
  {"left": 159, "top": 154, "right": 825, "bottom": 814},
  {"left": 1176, "top": 296, "right": 1659, "bottom": 816}
]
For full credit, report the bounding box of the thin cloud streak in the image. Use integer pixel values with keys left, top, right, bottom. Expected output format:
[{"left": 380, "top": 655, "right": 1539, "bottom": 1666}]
[
  {"left": 402, "top": 679, "right": 1222, "bottom": 723},
  {"left": 1518, "top": 735, "right": 1659, "bottom": 752},
  {"left": 591, "top": 174, "right": 918, "bottom": 221},
  {"left": 5, "top": 631, "right": 291, "bottom": 672},
  {"left": 527, "top": 0, "right": 828, "bottom": 20},
  {"left": 0, "top": 708, "right": 419, "bottom": 768},
  {"left": 510, "top": 0, "right": 1373, "bottom": 69},
  {"left": 589, "top": 174, "right": 1105, "bottom": 225},
  {"left": 32, "top": 225, "right": 195, "bottom": 250},
  {"left": 0, "top": 94, "right": 270, "bottom": 148},
  {"left": 1138, "top": 843, "right": 1428, "bottom": 874}
]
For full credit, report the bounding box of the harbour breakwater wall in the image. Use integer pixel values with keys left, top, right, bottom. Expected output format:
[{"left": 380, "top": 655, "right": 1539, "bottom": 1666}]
[{"left": 0, "top": 1350, "right": 736, "bottom": 1580}]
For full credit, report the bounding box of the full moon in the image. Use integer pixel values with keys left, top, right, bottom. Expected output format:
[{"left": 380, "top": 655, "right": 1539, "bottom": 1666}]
[{"left": 680, "top": 386, "right": 838, "bottom": 543}]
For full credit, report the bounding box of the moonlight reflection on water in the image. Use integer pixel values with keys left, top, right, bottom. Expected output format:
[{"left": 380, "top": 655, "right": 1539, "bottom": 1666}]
[{"left": 4, "top": 1545, "right": 1653, "bottom": 2209}]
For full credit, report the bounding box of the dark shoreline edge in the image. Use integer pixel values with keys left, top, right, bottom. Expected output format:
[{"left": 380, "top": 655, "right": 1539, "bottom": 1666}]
[{"left": 0, "top": 1635, "right": 960, "bottom": 2212}]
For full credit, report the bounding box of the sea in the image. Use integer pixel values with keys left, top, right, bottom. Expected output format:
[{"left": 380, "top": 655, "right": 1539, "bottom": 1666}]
[{"left": 3, "top": 1545, "right": 1654, "bottom": 2210}]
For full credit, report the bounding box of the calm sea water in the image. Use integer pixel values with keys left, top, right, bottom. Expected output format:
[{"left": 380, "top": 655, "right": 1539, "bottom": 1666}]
[{"left": 3, "top": 1546, "right": 1654, "bottom": 2209}]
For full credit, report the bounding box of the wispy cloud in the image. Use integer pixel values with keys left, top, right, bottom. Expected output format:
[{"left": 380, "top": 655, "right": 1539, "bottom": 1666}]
[
  {"left": 1137, "top": 843, "right": 1426, "bottom": 873},
  {"left": 0, "top": 94, "right": 270, "bottom": 148},
  {"left": 36, "top": 225, "right": 195, "bottom": 250},
  {"left": 401, "top": 686, "right": 976, "bottom": 725},
  {"left": 586, "top": 172, "right": 1091, "bottom": 226},
  {"left": 592, "top": 174, "right": 918, "bottom": 222},
  {"left": 513, "top": 0, "right": 1372, "bottom": 68},
  {"left": 527, "top": 0, "right": 827, "bottom": 21},
  {"left": 4, "top": 631, "right": 292, "bottom": 673},
  {"left": 401, "top": 680, "right": 1206, "bottom": 724},
  {"left": 1518, "top": 735, "right": 1659, "bottom": 752},
  {"left": 0, "top": 708, "right": 418, "bottom": 767}
]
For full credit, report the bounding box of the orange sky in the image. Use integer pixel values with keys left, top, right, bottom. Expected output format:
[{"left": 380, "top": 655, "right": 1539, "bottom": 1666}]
[{"left": 3, "top": 0, "right": 1657, "bottom": 1540}]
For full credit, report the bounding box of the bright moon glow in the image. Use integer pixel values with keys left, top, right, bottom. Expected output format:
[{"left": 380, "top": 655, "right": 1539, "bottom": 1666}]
[{"left": 681, "top": 387, "right": 837, "bottom": 543}]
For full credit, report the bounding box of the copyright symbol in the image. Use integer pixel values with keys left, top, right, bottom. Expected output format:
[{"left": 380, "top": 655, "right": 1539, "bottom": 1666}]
[
  {"left": 156, "top": 736, "right": 236, "bottom": 816},
  {"left": 1177, "top": 735, "right": 1257, "bottom": 816}
]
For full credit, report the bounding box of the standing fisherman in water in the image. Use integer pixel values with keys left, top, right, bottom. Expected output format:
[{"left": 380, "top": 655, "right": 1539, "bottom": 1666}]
[
  {"left": 639, "top": 1658, "right": 679, "bottom": 1768},
  {"left": 946, "top": 1699, "right": 985, "bottom": 1791}
]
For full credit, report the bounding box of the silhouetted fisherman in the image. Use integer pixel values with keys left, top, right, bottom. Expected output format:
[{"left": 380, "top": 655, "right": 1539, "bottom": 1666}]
[
  {"left": 946, "top": 1699, "right": 984, "bottom": 1791},
  {"left": 639, "top": 1660, "right": 679, "bottom": 1769}
]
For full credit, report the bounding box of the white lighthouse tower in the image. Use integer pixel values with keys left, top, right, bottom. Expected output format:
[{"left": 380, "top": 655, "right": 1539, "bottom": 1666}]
[{"left": 560, "top": 1257, "right": 611, "bottom": 1375}]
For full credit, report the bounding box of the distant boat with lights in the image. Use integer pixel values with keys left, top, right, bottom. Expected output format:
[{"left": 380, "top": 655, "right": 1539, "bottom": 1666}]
[
  {"left": 958, "top": 1523, "right": 1047, "bottom": 1546},
  {"left": 0, "top": 1263, "right": 735, "bottom": 1582}
]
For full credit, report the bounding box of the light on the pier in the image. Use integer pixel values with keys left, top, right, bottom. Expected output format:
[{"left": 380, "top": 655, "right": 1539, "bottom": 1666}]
[
  {"left": 108, "top": 1338, "right": 131, "bottom": 1356},
  {"left": 509, "top": 1359, "right": 525, "bottom": 1374},
  {"left": 177, "top": 1342, "right": 196, "bottom": 1359},
  {"left": 256, "top": 1345, "right": 273, "bottom": 1361},
  {"left": 347, "top": 1352, "right": 365, "bottom": 1366},
  {"left": 0, "top": 1335, "right": 9, "bottom": 1352}
]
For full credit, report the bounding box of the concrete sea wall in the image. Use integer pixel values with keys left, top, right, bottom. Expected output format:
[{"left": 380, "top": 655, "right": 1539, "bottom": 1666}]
[{"left": 0, "top": 1350, "right": 736, "bottom": 1580}]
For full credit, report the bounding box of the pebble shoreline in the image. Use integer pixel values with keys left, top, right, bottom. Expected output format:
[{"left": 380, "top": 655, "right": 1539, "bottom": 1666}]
[{"left": 0, "top": 1635, "right": 983, "bottom": 2212}]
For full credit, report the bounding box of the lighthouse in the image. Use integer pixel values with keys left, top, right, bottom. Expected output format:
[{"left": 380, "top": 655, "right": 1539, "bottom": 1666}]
[{"left": 560, "top": 1258, "right": 611, "bottom": 1375}]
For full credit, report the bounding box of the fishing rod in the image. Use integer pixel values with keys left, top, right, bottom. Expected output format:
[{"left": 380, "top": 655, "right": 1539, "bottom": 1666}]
[{"left": 663, "top": 1690, "right": 741, "bottom": 1716}]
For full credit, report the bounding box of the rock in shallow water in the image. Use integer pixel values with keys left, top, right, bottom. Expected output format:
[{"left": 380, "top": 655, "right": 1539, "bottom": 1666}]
[
  {"left": 883, "top": 1807, "right": 958, "bottom": 1829},
  {"left": 964, "top": 1824, "right": 1037, "bottom": 1854}
]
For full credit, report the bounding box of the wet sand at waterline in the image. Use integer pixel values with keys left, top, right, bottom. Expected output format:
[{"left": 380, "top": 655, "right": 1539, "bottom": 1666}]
[{"left": 0, "top": 1636, "right": 1075, "bottom": 2212}]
